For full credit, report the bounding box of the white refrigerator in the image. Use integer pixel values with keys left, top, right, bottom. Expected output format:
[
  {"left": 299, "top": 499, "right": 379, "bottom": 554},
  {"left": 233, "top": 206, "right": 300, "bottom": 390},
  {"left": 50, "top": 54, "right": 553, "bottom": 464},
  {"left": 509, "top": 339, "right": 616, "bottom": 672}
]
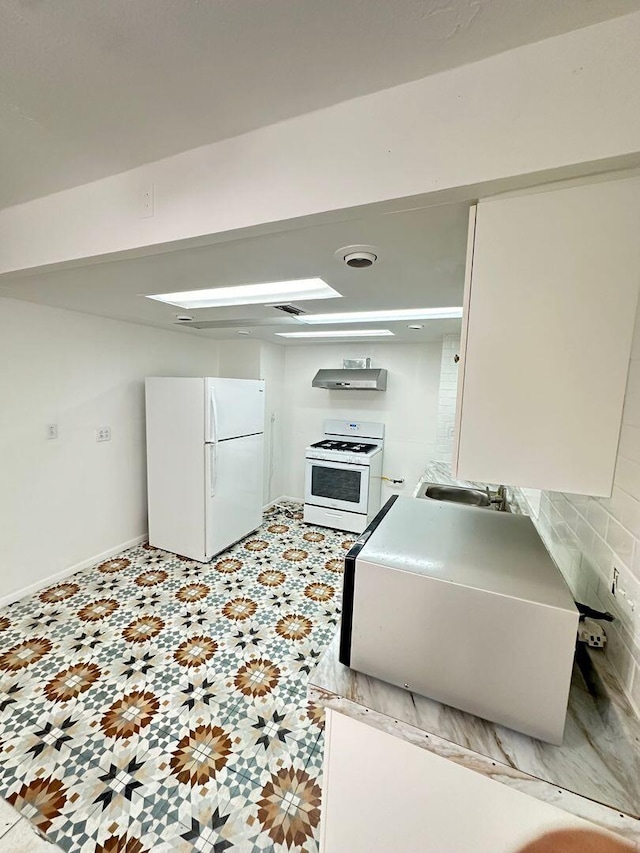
[{"left": 145, "top": 377, "right": 265, "bottom": 562}]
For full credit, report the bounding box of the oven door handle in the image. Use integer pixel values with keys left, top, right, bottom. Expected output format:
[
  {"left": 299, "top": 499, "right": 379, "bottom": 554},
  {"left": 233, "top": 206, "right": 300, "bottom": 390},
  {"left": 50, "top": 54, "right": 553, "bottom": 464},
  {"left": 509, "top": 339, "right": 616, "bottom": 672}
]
[{"left": 305, "top": 459, "right": 369, "bottom": 472}]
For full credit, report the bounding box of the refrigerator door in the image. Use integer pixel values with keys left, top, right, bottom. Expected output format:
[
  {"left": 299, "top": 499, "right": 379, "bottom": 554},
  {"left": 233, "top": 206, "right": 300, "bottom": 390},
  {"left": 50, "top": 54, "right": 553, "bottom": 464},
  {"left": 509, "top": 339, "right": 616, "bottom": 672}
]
[
  {"left": 145, "top": 377, "right": 207, "bottom": 561},
  {"left": 205, "top": 433, "right": 264, "bottom": 559},
  {"left": 206, "top": 378, "right": 265, "bottom": 442}
]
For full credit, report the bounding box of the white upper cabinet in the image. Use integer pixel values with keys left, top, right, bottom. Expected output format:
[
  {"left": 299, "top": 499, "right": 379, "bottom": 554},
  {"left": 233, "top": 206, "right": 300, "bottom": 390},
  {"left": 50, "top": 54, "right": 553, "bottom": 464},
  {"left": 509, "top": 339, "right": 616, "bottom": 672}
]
[{"left": 453, "top": 176, "right": 640, "bottom": 496}]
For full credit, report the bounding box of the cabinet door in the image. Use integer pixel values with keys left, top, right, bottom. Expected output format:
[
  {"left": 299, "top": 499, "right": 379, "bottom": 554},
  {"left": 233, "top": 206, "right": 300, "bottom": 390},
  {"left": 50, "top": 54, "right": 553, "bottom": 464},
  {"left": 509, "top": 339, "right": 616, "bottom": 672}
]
[
  {"left": 454, "top": 177, "right": 640, "bottom": 496},
  {"left": 320, "top": 711, "right": 599, "bottom": 853}
]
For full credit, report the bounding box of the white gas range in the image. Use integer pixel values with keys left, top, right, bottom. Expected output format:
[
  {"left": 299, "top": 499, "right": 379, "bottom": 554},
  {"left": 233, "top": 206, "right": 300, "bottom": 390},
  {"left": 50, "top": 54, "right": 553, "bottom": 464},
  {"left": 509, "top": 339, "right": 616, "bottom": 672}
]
[{"left": 303, "top": 420, "right": 385, "bottom": 534}]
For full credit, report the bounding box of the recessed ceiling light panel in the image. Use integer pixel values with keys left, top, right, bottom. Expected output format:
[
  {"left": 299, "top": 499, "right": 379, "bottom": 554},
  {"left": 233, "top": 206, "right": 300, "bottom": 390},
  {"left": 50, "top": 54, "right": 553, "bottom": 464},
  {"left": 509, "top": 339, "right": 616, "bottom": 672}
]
[
  {"left": 145, "top": 278, "right": 341, "bottom": 309},
  {"left": 298, "top": 307, "right": 463, "bottom": 325},
  {"left": 276, "top": 329, "right": 394, "bottom": 339}
]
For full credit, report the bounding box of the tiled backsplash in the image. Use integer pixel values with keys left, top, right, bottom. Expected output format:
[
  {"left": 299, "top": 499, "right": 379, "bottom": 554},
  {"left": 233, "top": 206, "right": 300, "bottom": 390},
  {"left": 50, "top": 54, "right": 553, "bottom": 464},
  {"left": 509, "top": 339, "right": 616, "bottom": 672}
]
[
  {"left": 435, "top": 335, "right": 461, "bottom": 462},
  {"left": 530, "top": 488, "right": 640, "bottom": 716},
  {"left": 522, "top": 307, "right": 640, "bottom": 717}
]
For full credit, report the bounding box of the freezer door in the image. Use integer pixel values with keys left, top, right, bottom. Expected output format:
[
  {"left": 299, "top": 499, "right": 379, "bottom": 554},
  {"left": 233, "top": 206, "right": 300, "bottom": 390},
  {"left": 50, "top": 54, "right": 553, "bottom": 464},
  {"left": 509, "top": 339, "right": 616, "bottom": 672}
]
[
  {"left": 205, "top": 433, "right": 264, "bottom": 559},
  {"left": 205, "top": 378, "right": 265, "bottom": 441}
]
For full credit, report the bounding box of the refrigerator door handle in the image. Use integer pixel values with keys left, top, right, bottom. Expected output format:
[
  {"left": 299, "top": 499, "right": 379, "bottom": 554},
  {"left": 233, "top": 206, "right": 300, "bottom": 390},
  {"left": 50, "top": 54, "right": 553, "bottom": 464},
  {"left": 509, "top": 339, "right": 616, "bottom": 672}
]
[
  {"left": 209, "top": 386, "right": 218, "bottom": 443},
  {"left": 209, "top": 442, "right": 218, "bottom": 497}
]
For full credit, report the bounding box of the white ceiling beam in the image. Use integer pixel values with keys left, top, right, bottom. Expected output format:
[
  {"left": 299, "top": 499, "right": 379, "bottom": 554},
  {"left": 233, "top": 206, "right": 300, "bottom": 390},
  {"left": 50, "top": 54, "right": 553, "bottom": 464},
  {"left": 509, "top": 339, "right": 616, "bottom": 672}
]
[{"left": 1, "top": 11, "right": 640, "bottom": 277}]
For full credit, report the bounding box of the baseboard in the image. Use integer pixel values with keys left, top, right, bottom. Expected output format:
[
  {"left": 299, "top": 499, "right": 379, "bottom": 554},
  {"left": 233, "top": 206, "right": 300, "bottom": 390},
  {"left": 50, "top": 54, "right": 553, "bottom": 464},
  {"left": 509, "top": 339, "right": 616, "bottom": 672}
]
[
  {"left": 3, "top": 502, "right": 306, "bottom": 608},
  {"left": 0, "top": 534, "right": 148, "bottom": 610},
  {"left": 263, "top": 495, "right": 301, "bottom": 510}
]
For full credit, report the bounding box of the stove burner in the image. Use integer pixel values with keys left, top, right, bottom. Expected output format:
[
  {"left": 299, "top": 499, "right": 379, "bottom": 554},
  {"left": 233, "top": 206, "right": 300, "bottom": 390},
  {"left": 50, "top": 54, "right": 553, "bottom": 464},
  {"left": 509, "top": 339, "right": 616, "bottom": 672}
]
[{"left": 310, "top": 439, "right": 377, "bottom": 454}]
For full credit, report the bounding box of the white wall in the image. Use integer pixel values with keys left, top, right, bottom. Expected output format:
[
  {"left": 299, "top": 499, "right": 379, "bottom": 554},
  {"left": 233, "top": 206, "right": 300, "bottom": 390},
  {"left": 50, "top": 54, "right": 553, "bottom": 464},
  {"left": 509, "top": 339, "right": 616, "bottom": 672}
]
[
  {"left": 435, "top": 335, "right": 461, "bottom": 462},
  {"left": 214, "top": 339, "right": 286, "bottom": 505},
  {"left": 2, "top": 11, "right": 640, "bottom": 274},
  {"left": 280, "top": 342, "right": 442, "bottom": 502},
  {"left": 259, "top": 343, "right": 286, "bottom": 505},
  {"left": 0, "top": 297, "right": 218, "bottom": 603},
  {"left": 217, "top": 339, "right": 261, "bottom": 380}
]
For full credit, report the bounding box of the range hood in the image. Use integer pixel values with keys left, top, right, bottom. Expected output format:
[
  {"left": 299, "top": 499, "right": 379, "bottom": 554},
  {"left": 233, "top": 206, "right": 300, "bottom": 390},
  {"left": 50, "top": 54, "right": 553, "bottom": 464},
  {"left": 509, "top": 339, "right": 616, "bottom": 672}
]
[{"left": 312, "top": 368, "right": 387, "bottom": 391}]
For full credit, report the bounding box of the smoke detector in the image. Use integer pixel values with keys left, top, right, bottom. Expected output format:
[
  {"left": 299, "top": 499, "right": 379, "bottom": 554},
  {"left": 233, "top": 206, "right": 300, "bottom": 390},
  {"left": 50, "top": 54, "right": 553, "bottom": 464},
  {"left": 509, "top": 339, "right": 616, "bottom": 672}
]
[{"left": 334, "top": 245, "right": 379, "bottom": 269}]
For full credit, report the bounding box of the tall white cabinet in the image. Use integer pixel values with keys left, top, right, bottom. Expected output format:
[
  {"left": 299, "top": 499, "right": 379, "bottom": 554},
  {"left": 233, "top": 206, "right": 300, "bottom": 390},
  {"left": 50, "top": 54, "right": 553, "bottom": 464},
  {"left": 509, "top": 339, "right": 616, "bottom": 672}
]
[{"left": 453, "top": 175, "right": 640, "bottom": 496}]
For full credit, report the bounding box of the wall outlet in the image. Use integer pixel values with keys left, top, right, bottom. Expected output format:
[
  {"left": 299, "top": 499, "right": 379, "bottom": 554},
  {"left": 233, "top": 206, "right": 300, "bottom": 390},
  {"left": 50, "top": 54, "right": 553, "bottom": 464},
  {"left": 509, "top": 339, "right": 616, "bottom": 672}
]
[
  {"left": 141, "top": 184, "right": 154, "bottom": 218},
  {"left": 46, "top": 424, "right": 58, "bottom": 440},
  {"left": 96, "top": 427, "right": 111, "bottom": 442},
  {"left": 578, "top": 617, "right": 608, "bottom": 648}
]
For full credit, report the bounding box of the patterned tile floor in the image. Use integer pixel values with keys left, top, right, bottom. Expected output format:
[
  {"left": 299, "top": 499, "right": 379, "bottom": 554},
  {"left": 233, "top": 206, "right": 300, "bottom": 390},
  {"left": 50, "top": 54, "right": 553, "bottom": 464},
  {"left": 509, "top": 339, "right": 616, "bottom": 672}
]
[{"left": 0, "top": 502, "right": 350, "bottom": 852}]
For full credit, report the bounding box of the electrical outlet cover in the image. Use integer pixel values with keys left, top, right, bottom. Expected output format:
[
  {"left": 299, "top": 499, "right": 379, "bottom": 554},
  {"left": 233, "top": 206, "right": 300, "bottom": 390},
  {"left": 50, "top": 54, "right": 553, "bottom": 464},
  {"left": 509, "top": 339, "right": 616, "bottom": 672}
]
[{"left": 578, "top": 617, "right": 607, "bottom": 648}]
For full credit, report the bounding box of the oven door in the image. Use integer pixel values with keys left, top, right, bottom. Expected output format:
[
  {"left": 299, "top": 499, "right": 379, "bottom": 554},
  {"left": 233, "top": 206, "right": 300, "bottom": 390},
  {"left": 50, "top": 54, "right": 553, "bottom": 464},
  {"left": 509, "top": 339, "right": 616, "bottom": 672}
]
[{"left": 304, "top": 459, "right": 370, "bottom": 514}]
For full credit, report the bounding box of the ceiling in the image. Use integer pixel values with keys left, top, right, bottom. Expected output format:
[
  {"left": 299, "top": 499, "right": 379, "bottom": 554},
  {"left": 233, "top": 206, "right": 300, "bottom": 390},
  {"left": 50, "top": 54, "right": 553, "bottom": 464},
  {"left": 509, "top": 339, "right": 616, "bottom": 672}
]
[
  {"left": 0, "top": 201, "right": 470, "bottom": 344},
  {"left": 2, "top": 0, "right": 640, "bottom": 209}
]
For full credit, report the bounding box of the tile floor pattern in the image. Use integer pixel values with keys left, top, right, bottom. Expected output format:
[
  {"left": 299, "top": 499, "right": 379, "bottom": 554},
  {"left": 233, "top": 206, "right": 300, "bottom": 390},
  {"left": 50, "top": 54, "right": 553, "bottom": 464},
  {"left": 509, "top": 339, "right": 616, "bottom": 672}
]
[{"left": 0, "top": 502, "right": 351, "bottom": 852}]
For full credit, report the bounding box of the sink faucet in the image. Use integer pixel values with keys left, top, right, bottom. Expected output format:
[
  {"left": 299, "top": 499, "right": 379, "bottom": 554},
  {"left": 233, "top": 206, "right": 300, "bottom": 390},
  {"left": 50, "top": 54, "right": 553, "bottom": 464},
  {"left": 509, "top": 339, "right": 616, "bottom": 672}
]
[{"left": 487, "top": 485, "right": 508, "bottom": 511}]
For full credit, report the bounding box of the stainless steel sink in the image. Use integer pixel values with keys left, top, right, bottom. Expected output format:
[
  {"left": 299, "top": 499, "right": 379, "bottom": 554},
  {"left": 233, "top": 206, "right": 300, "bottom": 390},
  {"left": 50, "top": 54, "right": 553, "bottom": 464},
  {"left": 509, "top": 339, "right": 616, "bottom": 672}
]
[{"left": 418, "top": 483, "right": 491, "bottom": 507}]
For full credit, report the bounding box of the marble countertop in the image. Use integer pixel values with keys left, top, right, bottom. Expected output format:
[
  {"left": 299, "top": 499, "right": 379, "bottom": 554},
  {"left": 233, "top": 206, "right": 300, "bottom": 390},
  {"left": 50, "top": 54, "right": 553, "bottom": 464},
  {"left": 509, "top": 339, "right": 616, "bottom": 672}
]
[
  {"left": 310, "top": 634, "right": 640, "bottom": 839},
  {"left": 412, "top": 459, "right": 497, "bottom": 496},
  {"left": 310, "top": 459, "right": 640, "bottom": 839},
  {"left": 413, "top": 460, "right": 530, "bottom": 514}
]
